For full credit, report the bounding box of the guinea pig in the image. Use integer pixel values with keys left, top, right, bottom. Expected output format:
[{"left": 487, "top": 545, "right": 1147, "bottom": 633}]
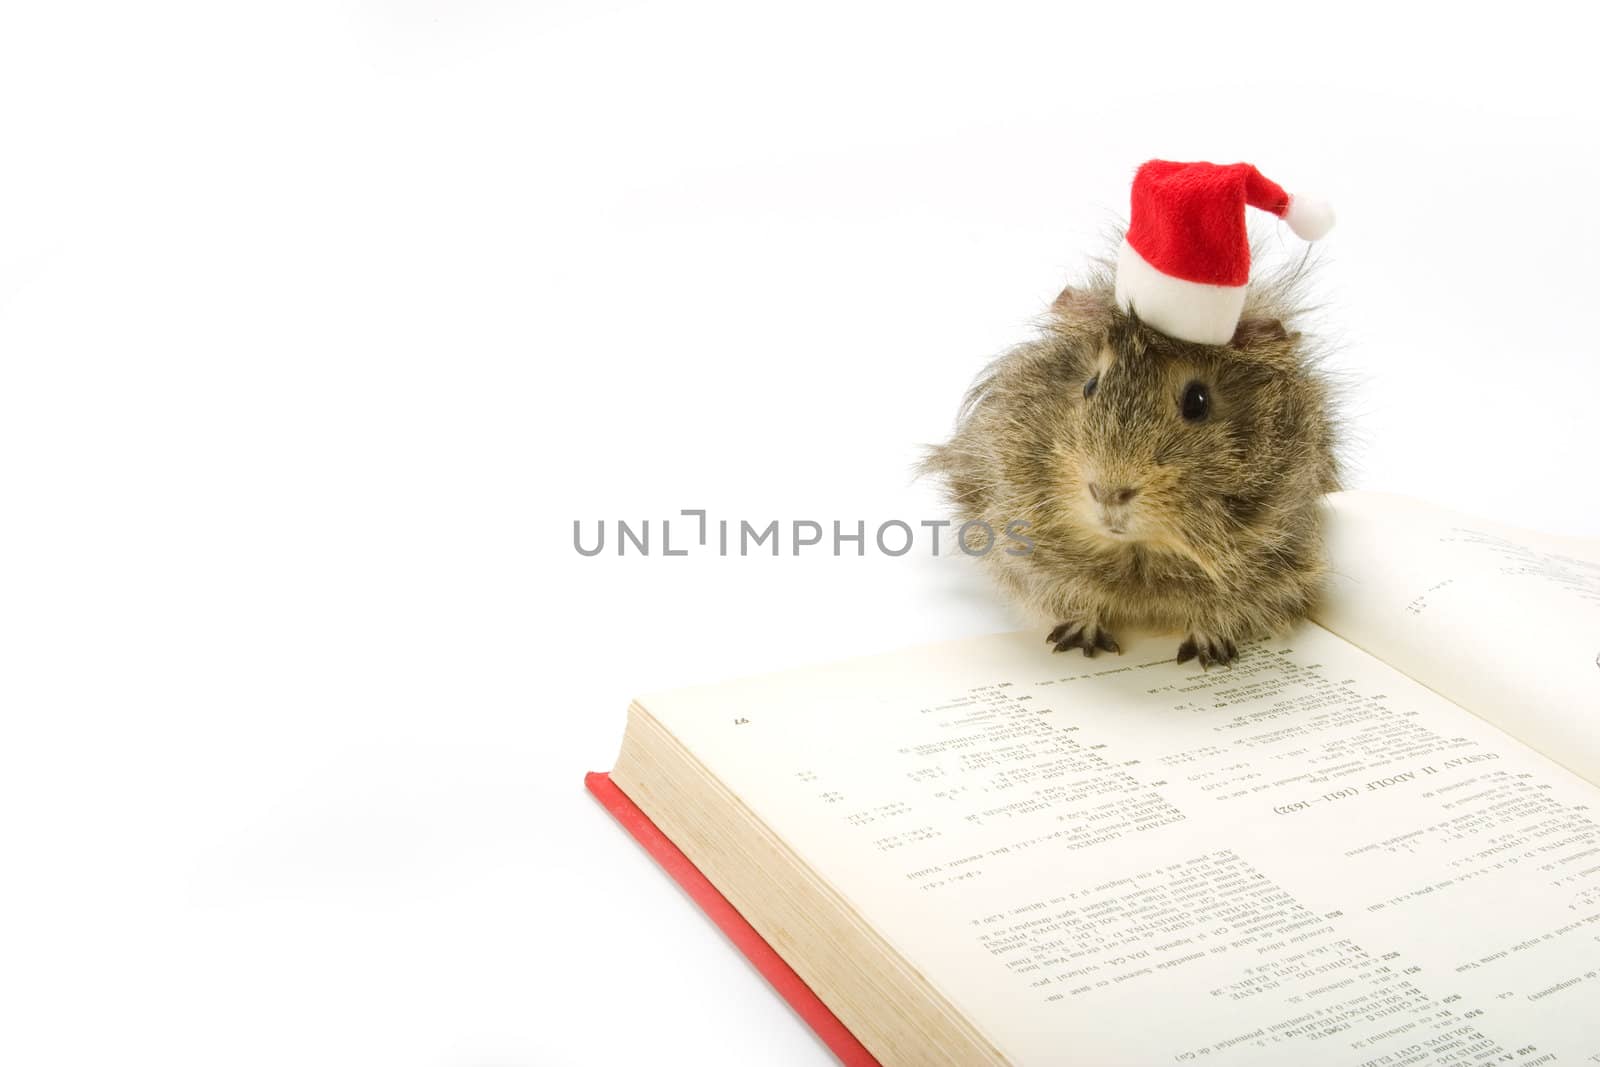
[{"left": 922, "top": 250, "right": 1340, "bottom": 668}]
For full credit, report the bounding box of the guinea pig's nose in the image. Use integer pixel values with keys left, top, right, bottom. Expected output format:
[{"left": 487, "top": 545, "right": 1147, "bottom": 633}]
[{"left": 1088, "top": 482, "right": 1139, "bottom": 506}]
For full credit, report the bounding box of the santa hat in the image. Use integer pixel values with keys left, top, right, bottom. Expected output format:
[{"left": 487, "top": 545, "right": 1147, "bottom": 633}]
[{"left": 1113, "top": 160, "right": 1335, "bottom": 345}]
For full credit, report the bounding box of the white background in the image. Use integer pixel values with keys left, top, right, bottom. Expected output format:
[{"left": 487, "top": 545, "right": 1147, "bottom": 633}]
[{"left": 2, "top": 2, "right": 1596, "bottom": 1064}]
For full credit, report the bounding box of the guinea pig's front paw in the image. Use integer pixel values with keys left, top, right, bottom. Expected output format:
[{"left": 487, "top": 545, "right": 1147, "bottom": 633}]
[
  {"left": 1176, "top": 632, "right": 1238, "bottom": 670},
  {"left": 1048, "top": 619, "right": 1120, "bottom": 657}
]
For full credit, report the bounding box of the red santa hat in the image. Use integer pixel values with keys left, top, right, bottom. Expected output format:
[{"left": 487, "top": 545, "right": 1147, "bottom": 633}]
[{"left": 1113, "top": 160, "right": 1335, "bottom": 345}]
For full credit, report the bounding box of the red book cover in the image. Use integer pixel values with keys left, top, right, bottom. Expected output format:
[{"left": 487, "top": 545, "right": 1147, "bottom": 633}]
[{"left": 585, "top": 771, "right": 882, "bottom": 1067}]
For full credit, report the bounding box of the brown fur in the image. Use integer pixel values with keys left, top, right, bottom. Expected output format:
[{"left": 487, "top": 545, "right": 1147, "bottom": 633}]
[{"left": 922, "top": 245, "right": 1341, "bottom": 667}]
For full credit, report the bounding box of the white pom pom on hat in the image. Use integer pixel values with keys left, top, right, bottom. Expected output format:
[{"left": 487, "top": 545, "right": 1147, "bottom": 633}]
[{"left": 1284, "top": 194, "right": 1336, "bottom": 241}]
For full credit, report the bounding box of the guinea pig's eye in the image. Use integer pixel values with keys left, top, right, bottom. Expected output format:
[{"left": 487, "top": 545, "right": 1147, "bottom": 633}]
[
  {"left": 1180, "top": 381, "right": 1210, "bottom": 422},
  {"left": 1083, "top": 374, "right": 1099, "bottom": 399}
]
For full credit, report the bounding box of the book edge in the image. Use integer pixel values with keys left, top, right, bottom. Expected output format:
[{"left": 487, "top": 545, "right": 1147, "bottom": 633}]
[{"left": 584, "top": 770, "right": 882, "bottom": 1067}]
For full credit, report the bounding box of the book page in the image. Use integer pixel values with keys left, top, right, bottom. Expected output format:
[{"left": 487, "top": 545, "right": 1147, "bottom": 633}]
[
  {"left": 1313, "top": 492, "right": 1600, "bottom": 784},
  {"left": 640, "top": 627, "right": 1600, "bottom": 1066}
]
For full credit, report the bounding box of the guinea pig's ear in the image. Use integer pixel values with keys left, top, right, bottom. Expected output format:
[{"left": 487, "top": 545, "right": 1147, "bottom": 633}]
[
  {"left": 1050, "top": 287, "right": 1116, "bottom": 336},
  {"left": 1229, "top": 315, "right": 1290, "bottom": 350},
  {"left": 1052, "top": 286, "right": 1090, "bottom": 313}
]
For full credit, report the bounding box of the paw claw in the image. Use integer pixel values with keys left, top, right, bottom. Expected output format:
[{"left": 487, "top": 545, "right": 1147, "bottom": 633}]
[
  {"left": 1177, "top": 632, "right": 1240, "bottom": 669},
  {"left": 1048, "top": 619, "right": 1120, "bottom": 657}
]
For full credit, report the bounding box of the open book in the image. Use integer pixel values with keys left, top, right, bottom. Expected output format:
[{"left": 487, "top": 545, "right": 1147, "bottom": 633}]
[{"left": 595, "top": 492, "right": 1600, "bottom": 1065}]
